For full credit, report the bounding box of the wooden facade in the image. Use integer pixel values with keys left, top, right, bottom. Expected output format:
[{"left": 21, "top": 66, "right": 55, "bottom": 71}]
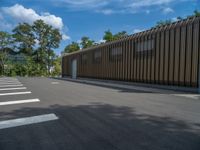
[{"left": 62, "top": 16, "right": 200, "bottom": 88}]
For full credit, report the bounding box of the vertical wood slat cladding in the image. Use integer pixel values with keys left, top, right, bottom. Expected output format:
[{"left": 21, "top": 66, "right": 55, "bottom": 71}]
[
  {"left": 151, "top": 32, "right": 156, "bottom": 83},
  {"left": 185, "top": 21, "right": 193, "bottom": 86},
  {"left": 62, "top": 17, "right": 200, "bottom": 88},
  {"left": 139, "top": 35, "right": 143, "bottom": 82},
  {"left": 168, "top": 25, "right": 175, "bottom": 84},
  {"left": 164, "top": 28, "right": 170, "bottom": 84},
  {"left": 127, "top": 38, "right": 132, "bottom": 81},
  {"left": 133, "top": 39, "right": 137, "bottom": 81},
  {"left": 143, "top": 35, "right": 147, "bottom": 82},
  {"left": 179, "top": 23, "right": 187, "bottom": 85},
  {"left": 174, "top": 26, "right": 181, "bottom": 85},
  {"left": 125, "top": 40, "right": 128, "bottom": 80},
  {"left": 137, "top": 34, "right": 141, "bottom": 82},
  {"left": 129, "top": 38, "right": 133, "bottom": 81},
  {"left": 155, "top": 31, "right": 160, "bottom": 83},
  {"left": 191, "top": 20, "right": 199, "bottom": 87},
  {"left": 121, "top": 41, "right": 125, "bottom": 80}
]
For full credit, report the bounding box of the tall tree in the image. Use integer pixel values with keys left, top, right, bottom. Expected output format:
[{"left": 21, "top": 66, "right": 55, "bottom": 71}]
[
  {"left": 46, "top": 28, "right": 62, "bottom": 75},
  {"left": 12, "top": 23, "right": 35, "bottom": 55},
  {"left": 0, "top": 31, "right": 13, "bottom": 75},
  {"left": 64, "top": 42, "right": 80, "bottom": 53},
  {"left": 32, "top": 20, "right": 61, "bottom": 75},
  {"left": 80, "top": 36, "right": 94, "bottom": 49}
]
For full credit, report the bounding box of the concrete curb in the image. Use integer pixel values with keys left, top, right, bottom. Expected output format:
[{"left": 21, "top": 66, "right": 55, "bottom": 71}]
[{"left": 53, "top": 77, "right": 198, "bottom": 94}]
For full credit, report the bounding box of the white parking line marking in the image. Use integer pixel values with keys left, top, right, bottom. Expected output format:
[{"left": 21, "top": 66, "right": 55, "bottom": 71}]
[
  {"left": 51, "top": 82, "right": 59, "bottom": 84},
  {"left": 0, "top": 98, "right": 40, "bottom": 106},
  {"left": 0, "top": 82, "right": 21, "bottom": 85},
  {"left": 0, "top": 91, "right": 31, "bottom": 96},
  {"left": 0, "top": 81, "right": 19, "bottom": 82},
  {"left": 0, "top": 84, "right": 23, "bottom": 88},
  {"left": 0, "top": 78, "right": 18, "bottom": 79},
  {"left": 172, "top": 94, "right": 200, "bottom": 99},
  {"left": 0, "top": 79, "right": 18, "bottom": 81},
  {"left": 0, "top": 114, "right": 58, "bottom": 130},
  {"left": 0, "top": 80, "right": 19, "bottom": 82},
  {"left": 0, "top": 87, "right": 27, "bottom": 91}
]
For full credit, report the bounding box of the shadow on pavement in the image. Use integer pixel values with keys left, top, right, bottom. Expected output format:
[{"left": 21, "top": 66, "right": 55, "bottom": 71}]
[{"left": 0, "top": 103, "right": 200, "bottom": 150}]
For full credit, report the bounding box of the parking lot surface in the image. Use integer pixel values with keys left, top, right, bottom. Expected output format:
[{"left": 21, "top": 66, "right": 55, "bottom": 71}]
[{"left": 0, "top": 77, "right": 199, "bottom": 150}]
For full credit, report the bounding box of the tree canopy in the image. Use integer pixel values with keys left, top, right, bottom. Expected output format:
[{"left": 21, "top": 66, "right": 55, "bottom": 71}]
[
  {"left": 80, "top": 36, "right": 95, "bottom": 49},
  {"left": 103, "top": 30, "right": 128, "bottom": 42},
  {"left": 64, "top": 42, "right": 80, "bottom": 53},
  {"left": 156, "top": 10, "right": 200, "bottom": 27},
  {"left": 0, "top": 20, "right": 62, "bottom": 77}
]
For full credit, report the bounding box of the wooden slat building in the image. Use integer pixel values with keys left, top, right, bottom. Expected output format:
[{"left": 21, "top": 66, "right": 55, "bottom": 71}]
[{"left": 62, "top": 16, "right": 200, "bottom": 88}]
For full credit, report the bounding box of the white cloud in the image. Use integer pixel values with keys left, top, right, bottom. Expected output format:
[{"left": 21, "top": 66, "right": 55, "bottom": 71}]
[
  {"left": 2, "top": 4, "right": 63, "bottom": 30},
  {"left": 1, "top": 4, "right": 70, "bottom": 41},
  {"left": 129, "top": 0, "right": 174, "bottom": 9},
  {"left": 96, "top": 9, "right": 114, "bottom": 15},
  {"left": 60, "top": 0, "right": 108, "bottom": 9},
  {"left": 162, "top": 7, "right": 174, "bottom": 14},
  {"left": 62, "top": 34, "right": 71, "bottom": 40},
  {"left": 59, "top": 0, "right": 187, "bottom": 14},
  {"left": 0, "top": 13, "right": 3, "bottom": 20},
  {"left": 0, "top": 21, "right": 13, "bottom": 31},
  {"left": 133, "top": 28, "right": 144, "bottom": 33},
  {"left": 97, "top": 39, "right": 106, "bottom": 44}
]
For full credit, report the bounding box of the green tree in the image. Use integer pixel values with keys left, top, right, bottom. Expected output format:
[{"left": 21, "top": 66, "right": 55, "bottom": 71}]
[
  {"left": 32, "top": 20, "right": 62, "bottom": 75},
  {"left": 114, "top": 31, "right": 128, "bottom": 40},
  {"left": 156, "top": 19, "right": 172, "bottom": 27},
  {"left": 80, "top": 36, "right": 94, "bottom": 49},
  {"left": 103, "top": 30, "right": 128, "bottom": 42},
  {"left": 103, "top": 30, "right": 114, "bottom": 42},
  {"left": 51, "top": 56, "right": 61, "bottom": 76},
  {"left": 0, "top": 31, "right": 13, "bottom": 75},
  {"left": 64, "top": 42, "right": 80, "bottom": 53},
  {"left": 194, "top": 10, "right": 200, "bottom": 17},
  {"left": 12, "top": 23, "right": 35, "bottom": 55}
]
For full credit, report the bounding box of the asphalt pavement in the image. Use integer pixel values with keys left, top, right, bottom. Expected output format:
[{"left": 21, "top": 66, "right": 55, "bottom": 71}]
[{"left": 0, "top": 77, "right": 199, "bottom": 150}]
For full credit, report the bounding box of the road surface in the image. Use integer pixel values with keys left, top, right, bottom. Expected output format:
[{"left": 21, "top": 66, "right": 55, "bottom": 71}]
[{"left": 0, "top": 77, "right": 199, "bottom": 150}]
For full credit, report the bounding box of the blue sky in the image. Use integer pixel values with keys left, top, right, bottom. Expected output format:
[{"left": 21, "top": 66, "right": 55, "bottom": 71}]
[{"left": 0, "top": 0, "right": 199, "bottom": 55}]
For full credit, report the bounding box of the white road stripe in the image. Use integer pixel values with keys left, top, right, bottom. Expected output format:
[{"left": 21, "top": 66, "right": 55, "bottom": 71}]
[
  {"left": 0, "top": 80, "right": 19, "bottom": 82},
  {"left": 0, "top": 91, "right": 31, "bottom": 96},
  {"left": 51, "top": 82, "right": 59, "bottom": 84},
  {"left": 0, "top": 114, "right": 58, "bottom": 130},
  {"left": 0, "top": 98, "right": 40, "bottom": 106},
  {"left": 172, "top": 94, "right": 200, "bottom": 99},
  {"left": 0, "top": 82, "right": 21, "bottom": 85},
  {"left": 0, "top": 87, "right": 27, "bottom": 91},
  {"left": 0, "top": 84, "right": 23, "bottom": 88},
  {"left": 0, "top": 80, "right": 18, "bottom": 81},
  {"left": 0, "top": 79, "right": 19, "bottom": 81}
]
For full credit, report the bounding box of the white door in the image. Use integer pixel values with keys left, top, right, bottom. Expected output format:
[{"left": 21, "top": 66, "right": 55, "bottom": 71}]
[{"left": 72, "top": 59, "right": 77, "bottom": 79}]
